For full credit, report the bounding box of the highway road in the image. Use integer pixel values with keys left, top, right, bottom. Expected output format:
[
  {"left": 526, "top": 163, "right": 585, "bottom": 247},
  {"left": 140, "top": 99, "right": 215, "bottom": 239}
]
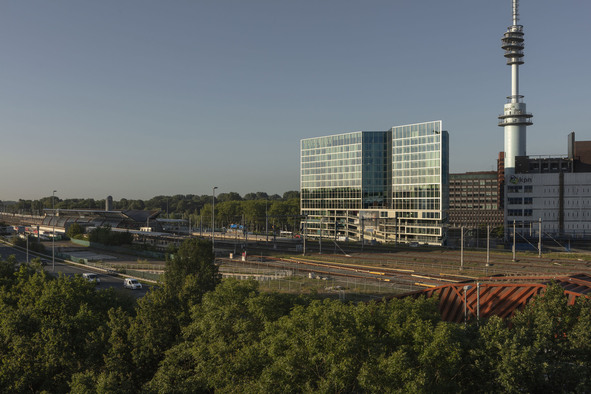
[{"left": 0, "top": 242, "right": 150, "bottom": 298}]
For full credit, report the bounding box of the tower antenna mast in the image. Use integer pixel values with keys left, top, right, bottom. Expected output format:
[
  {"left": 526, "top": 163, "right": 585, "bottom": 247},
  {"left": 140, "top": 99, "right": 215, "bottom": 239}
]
[
  {"left": 513, "top": 0, "right": 519, "bottom": 25},
  {"left": 498, "top": 0, "right": 532, "bottom": 173}
]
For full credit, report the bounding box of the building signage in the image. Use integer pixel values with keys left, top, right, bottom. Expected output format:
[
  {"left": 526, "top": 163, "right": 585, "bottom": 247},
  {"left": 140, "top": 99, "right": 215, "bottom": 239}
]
[{"left": 509, "top": 175, "right": 532, "bottom": 185}]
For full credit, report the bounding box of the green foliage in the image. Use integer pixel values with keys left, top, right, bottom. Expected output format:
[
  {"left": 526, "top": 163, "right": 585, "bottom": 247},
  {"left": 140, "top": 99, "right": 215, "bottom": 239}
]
[
  {"left": 0, "top": 255, "right": 18, "bottom": 284},
  {"left": 164, "top": 238, "right": 220, "bottom": 300},
  {"left": 282, "top": 190, "right": 300, "bottom": 200},
  {"left": 108, "top": 238, "right": 223, "bottom": 389},
  {"left": 475, "top": 283, "right": 591, "bottom": 392},
  {"left": 67, "top": 222, "right": 84, "bottom": 238},
  {"left": 4, "top": 249, "right": 591, "bottom": 392},
  {"left": 88, "top": 225, "right": 133, "bottom": 246},
  {"left": 0, "top": 267, "right": 134, "bottom": 393},
  {"left": 11, "top": 234, "right": 46, "bottom": 253},
  {"left": 492, "top": 225, "right": 505, "bottom": 238},
  {"left": 146, "top": 279, "right": 300, "bottom": 392}
]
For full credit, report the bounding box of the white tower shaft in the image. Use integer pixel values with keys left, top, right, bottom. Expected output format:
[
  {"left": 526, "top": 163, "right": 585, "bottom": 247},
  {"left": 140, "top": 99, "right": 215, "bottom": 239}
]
[{"left": 499, "top": 0, "right": 532, "bottom": 172}]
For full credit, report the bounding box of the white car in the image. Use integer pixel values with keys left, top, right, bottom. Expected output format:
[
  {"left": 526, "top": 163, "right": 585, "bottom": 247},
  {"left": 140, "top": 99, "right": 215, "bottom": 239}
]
[
  {"left": 82, "top": 273, "right": 100, "bottom": 284},
  {"left": 123, "top": 278, "right": 142, "bottom": 290}
]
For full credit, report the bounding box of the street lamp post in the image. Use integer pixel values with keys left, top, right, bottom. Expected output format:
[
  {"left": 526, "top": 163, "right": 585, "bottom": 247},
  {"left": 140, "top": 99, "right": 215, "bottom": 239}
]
[
  {"left": 52, "top": 190, "right": 56, "bottom": 272},
  {"left": 212, "top": 187, "right": 218, "bottom": 253}
]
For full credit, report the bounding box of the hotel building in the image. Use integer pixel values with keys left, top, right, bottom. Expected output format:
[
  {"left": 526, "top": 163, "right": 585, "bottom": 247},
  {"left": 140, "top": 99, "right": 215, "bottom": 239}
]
[{"left": 300, "top": 120, "right": 449, "bottom": 245}]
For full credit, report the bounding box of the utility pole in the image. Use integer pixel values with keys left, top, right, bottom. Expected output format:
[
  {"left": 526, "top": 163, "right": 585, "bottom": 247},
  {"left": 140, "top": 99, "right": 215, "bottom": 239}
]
[
  {"left": 460, "top": 226, "right": 464, "bottom": 271},
  {"left": 302, "top": 217, "right": 307, "bottom": 256},
  {"left": 361, "top": 216, "right": 364, "bottom": 250},
  {"left": 52, "top": 190, "right": 56, "bottom": 273},
  {"left": 319, "top": 217, "right": 322, "bottom": 255},
  {"left": 476, "top": 282, "right": 481, "bottom": 323},
  {"left": 334, "top": 218, "right": 338, "bottom": 254},
  {"left": 538, "top": 217, "right": 542, "bottom": 258},
  {"left": 212, "top": 186, "right": 218, "bottom": 253},
  {"left": 512, "top": 220, "right": 516, "bottom": 262},
  {"left": 486, "top": 225, "right": 490, "bottom": 267}
]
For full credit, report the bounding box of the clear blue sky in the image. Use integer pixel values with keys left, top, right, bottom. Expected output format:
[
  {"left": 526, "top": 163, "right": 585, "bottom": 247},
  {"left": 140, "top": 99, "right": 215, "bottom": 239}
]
[{"left": 2, "top": 1, "right": 590, "bottom": 201}]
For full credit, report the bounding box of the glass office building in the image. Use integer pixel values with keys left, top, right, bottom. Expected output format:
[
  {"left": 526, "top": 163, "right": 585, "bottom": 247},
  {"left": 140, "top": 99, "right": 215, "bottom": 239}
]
[{"left": 301, "top": 121, "right": 448, "bottom": 245}]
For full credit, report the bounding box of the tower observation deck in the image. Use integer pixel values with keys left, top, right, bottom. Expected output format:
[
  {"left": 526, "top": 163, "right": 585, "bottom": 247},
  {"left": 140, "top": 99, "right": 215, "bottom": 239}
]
[{"left": 498, "top": 0, "right": 532, "bottom": 172}]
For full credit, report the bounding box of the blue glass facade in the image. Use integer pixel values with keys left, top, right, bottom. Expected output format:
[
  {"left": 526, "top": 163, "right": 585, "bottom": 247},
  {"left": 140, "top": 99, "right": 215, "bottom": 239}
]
[{"left": 301, "top": 121, "right": 448, "bottom": 245}]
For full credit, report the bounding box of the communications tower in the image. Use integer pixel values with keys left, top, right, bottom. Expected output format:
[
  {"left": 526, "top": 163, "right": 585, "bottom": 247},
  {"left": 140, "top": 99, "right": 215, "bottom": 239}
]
[{"left": 498, "top": 0, "right": 533, "bottom": 174}]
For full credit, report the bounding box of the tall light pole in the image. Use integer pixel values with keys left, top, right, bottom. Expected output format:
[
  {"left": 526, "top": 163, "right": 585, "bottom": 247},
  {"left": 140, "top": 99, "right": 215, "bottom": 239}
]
[
  {"left": 460, "top": 226, "right": 464, "bottom": 271},
  {"left": 212, "top": 186, "right": 218, "bottom": 253},
  {"left": 52, "top": 190, "right": 56, "bottom": 272},
  {"left": 486, "top": 225, "right": 490, "bottom": 267},
  {"left": 512, "top": 220, "right": 516, "bottom": 262},
  {"left": 538, "top": 217, "right": 542, "bottom": 258}
]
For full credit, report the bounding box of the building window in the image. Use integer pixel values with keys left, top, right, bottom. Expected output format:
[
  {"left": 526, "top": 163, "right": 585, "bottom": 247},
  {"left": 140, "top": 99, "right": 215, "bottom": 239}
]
[{"left": 508, "top": 186, "right": 522, "bottom": 193}]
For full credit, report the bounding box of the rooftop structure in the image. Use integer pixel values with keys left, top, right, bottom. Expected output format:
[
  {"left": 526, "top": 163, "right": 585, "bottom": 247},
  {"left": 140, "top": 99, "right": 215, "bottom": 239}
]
[{"left": 397, "top": 273, "right": 591, "bottom": 323}]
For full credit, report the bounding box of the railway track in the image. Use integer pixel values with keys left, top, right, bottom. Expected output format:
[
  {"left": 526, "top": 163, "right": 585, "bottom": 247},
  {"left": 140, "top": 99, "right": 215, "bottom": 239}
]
[
  {"left": 219, "top": 255, "right": 477, "bottom": 290},
  {"left": 219, "top": 247, "right": 591, "bottom": 292}
]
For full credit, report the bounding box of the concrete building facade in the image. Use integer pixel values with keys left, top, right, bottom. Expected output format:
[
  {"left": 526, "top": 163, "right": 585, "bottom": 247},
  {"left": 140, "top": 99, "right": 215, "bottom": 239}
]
[
  {"left": 448, "top": 171, "right": 504, "bottom": 229},
  {"left": 507, "top": 133, "right": 591, "bottom": 240}
]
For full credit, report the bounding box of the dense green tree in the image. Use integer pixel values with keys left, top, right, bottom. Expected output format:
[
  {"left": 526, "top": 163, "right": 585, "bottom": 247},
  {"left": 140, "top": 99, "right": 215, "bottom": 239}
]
[
  {"left": 243, "top": 200, "right": 266, "bottom": 232},
  {"left": 200, "top": 204, "right": 213, "bottom": 230},
  {"left": 216, "top": 192, "right": 243, "bottom": 202},
  {"left": 243, "top": 193, "right": 257, "bottom": 201},
  {"left": 123, "top": 238, "right": 221, "bottom": 388},
  {"left": 67, "top": 222, "right": 84, "bottom": 238},
  {"left": 268, "top": 198, "right": 300, "bottom": 232},
  {"left": 11, "top": 234, "right": 46, "bottom": 253},
  {"left": 147, "top": 279, "right": 299, "bottom": 393},
  {"left": 88, "top": 225, "right": 133, "bottom": 246},
  {"left": 0, "top": 268, "right": 133, "bottom": 393},
  {"left": 164, "top": 238, "right": 220, "bottom": 302},
  {"left": 356, "top": 297, "right": 467, "bottom": 392},
  {"left": 255, "top": 192, "right": 269, "bottom": 200},
  {"left": 69, "top": 307, "right": 137, "bottom": 393},
  {"left": 5, "top": 250, "right": 591, "bottom": 392},
  {"left": 0, "top": 255, "right": 18, "bottom": 284},
  {"left": 475, "top": 283, "right": 591, "bottom": 393},
  {"left": 283, "top": 190, "right": 300, "bottom": 200},
  {"left": 216, "top": 200, "right": 242, "bottom": 227},
  {"left": 126, "top": 287, "right": 181, "bottom": 389},
  {"left": 128, "top": 199, "right": 145, "bottom": 210},
  {"left": 254, "top": 295, "right": 464, "bottom": 393}
]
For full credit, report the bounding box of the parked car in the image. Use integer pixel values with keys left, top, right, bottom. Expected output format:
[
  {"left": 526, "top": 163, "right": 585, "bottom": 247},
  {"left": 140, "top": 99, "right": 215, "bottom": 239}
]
[
  {"left": 123, "top": 278, "right": 142, "bottom": 290},
  {"left": 82, "top": 272, "right": 100, "bottom": 284}
]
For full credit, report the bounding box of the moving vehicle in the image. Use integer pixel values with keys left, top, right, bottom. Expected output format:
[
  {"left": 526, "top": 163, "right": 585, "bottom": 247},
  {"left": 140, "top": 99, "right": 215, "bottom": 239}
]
[
  {"left": 82, "top": 272, "right": 101, "bottom": 284},
  {"left": 123, "top": 278, "right": 142, "bottom": 290}
]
